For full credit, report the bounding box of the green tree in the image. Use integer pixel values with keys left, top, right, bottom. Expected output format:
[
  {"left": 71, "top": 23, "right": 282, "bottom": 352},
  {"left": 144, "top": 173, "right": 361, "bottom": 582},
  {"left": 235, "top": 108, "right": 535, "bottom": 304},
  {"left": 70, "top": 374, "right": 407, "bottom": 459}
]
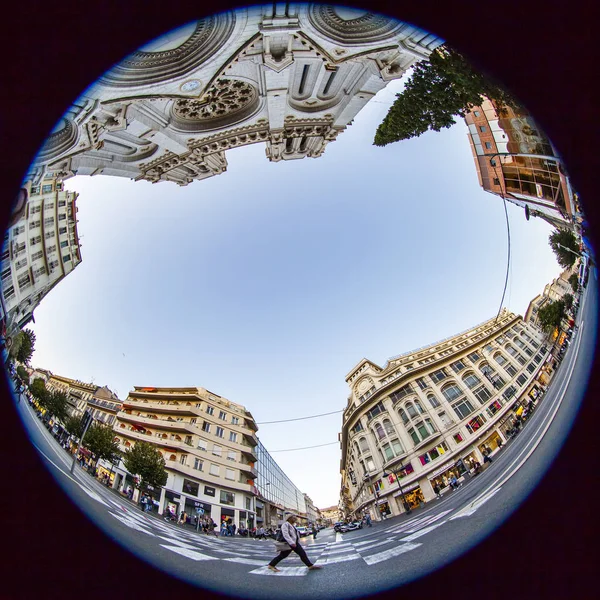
[
  {"left": 549, "top": 229, "right": 580, "bottom": 269},
  {"left": 84, "top": 423, "right": 121, "bottom": 467},
  {"left": 537, "top": 300, "right": 565, "bottom": 334},
  {"left": 16, "top": 365, "right": 29, "bottom": 385},
  {"left": 29, "top": 377, "right": 49, "bottom": 404},
  {"left": 63, "top": 414, "right": 85, "bottom": 439},
  {"left": 568, "top": 273, "right": 580, "bottom": 292},
  {"left": 563, "top": 293, "right": 574, "bottom": 311},
  {"left": 45, "top": 390, "right": 69, "bottom": 423},
  {"left": 122, "top": 440, "right": 168, "bottom": 494},
  {"left": 14, "top": 329, "right": 36, "bottom": 364},
  {"left": 374, "top": 44, "right": 522, "bottom": 146}
]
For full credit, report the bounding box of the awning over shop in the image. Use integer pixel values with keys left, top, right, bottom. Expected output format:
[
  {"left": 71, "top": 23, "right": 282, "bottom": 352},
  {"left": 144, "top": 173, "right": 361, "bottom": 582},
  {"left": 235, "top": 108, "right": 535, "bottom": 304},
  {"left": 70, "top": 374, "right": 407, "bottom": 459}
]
[{"left": 79, "top": 447, "right": 91, "bottom": 457}]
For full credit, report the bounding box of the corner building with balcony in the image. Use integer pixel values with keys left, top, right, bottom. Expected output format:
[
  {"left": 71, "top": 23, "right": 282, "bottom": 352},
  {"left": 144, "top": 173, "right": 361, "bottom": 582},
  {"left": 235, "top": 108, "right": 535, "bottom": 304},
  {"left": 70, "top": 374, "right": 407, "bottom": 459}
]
[
  {"left": 114, "top": 386, "right": 259, "bottom": 528},
  {"left": 340, "top": 309, "right": 549, "bottom": 521}
]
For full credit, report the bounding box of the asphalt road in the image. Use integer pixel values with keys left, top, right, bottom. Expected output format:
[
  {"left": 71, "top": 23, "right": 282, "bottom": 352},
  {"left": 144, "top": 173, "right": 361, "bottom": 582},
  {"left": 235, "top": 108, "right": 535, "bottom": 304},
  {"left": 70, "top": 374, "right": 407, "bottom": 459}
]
[{"left": 12, "top": 273, "right": 596, "bottom": 600}]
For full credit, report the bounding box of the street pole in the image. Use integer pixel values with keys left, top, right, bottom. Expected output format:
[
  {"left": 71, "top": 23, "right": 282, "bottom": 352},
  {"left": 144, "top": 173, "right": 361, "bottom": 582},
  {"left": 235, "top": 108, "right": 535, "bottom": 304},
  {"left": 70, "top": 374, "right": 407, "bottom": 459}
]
[{"left": 70, "top": 410, "right": 93, "bottom": 474}]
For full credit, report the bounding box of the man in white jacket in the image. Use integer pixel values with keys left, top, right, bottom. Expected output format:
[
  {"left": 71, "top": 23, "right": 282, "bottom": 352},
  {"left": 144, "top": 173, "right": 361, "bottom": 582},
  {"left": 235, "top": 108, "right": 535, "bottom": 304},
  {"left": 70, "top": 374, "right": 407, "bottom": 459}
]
[{"left": 267, "top": 515, "right": 323, "bottom": 572}]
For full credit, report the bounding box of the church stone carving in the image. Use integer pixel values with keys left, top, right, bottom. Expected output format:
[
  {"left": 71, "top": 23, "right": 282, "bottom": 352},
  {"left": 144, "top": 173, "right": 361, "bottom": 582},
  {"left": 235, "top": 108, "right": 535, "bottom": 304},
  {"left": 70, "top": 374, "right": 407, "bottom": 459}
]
[{"left": 26, "top": 4, "right": 442, "bottom": 188}]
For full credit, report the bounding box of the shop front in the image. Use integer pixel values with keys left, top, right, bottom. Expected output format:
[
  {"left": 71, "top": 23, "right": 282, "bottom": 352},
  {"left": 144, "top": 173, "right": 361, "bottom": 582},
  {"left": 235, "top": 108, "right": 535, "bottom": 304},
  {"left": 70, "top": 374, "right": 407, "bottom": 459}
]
[
  {"left": 96, "top": 464, "right": 116, "bottom": 487},
  {"left": 392, "top": 481, "right": 423, "bottom": 511},
  {"left": 221, "top": 506, "right": 236, "bottom": 526},
  {"left": 428, "top": 456, "right": 473, "bottom": 492},
  {"left": 376, "top": 499, "right": 392, "bottom": 518},
  {"left": 478, "top": 430, "right": 503, "bottom": 454},
  {"left": 185, "top": 498, "right": 212, "bottom": 522}
]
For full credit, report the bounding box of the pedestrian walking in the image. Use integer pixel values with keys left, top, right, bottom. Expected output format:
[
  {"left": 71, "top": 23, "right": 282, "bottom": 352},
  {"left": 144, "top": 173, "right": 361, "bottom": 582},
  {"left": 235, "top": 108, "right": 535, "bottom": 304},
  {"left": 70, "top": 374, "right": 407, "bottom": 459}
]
[
  {"left": 433, "top": 482, "right": 442, "bottom": 499},
  {"left": 267, "top": 515, "right": 322, "bottom": 572},
  {"left": 366, "top": 514, "right": 372, "bottom": 527},
  {"left": 232, "top": 523, "right": 237, "bottom": 536},
  {"left": 312, "top": 524, "right": 318, "bottom": 540}
]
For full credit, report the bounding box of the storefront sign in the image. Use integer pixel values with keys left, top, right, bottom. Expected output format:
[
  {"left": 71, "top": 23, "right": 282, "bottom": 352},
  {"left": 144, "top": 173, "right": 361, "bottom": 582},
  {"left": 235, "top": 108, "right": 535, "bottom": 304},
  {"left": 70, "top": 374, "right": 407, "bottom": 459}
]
[
  {"left": 392, "top": 482, "right": 420, "bottom": 496},
  {"left": 429, "top": 460, "right": 456, "bottom": 479}
]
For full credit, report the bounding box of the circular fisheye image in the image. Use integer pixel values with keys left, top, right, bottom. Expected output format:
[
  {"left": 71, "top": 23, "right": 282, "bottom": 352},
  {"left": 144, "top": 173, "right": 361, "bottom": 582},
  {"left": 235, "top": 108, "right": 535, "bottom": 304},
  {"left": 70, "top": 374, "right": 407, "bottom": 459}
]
[{"left": 2, "top": 3, "right": 596, "bottom": 600}]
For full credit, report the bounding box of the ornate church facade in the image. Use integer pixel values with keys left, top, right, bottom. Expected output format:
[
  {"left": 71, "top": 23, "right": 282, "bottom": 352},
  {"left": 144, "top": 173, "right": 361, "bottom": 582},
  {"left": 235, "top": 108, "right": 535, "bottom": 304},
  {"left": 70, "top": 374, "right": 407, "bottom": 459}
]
[{"left": 26, "top": 3, "right": 442, "bottom": 187}]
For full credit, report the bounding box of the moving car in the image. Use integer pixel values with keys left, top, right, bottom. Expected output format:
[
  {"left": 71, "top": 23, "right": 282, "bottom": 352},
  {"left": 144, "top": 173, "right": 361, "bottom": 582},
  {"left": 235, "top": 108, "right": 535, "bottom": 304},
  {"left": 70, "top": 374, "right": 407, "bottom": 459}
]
[{"left": 339, "top": 521, "right": 363, "bottom": 532}]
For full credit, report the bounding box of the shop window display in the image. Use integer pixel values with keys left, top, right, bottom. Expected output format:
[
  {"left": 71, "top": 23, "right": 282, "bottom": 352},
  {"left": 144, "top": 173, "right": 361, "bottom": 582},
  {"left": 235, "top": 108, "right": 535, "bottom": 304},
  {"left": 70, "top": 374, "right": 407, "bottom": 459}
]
[
  {"left": 418, "top": 441, "right": 449, "bottom": 465},
  {"left": 466, "top": 414, "right": 487, "bottom": 434}
]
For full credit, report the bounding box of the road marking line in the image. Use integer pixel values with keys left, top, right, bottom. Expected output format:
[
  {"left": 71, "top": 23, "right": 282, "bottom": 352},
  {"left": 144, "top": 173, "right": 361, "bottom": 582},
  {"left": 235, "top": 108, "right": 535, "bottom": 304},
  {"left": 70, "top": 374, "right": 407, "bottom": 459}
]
[
  {"left": 450, "top": 487, "right": 502, "bottom": 519},
  {"left": 362, "top": 542, "right": 421, "bottom": 566},
  {"left": 353, "top": 538, "right": 396, "bottom": 551},
  {"left": 318, "top": 553, "right": 362, "bottom": 564},
  {"left": 223, "top": 557, "right": 269, "bottom": 566},
  {"left": 254, "top": 566, "right": 309, "bottom": 576},
  {"left": 160, "top": 545, "right": 218, "bottom": 561},
  {"left": 110, "top": 513, "right": 156, "bottom": 534},
  {"left": 400, "top": 522, "right": 446, "bottom": 541}
]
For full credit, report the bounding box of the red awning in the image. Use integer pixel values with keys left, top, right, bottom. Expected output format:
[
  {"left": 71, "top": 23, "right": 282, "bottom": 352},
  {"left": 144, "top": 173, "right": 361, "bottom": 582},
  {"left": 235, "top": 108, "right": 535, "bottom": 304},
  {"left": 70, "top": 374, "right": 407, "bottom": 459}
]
[{"left": 79, "top": 447, "right": 92, "bottom": 457}]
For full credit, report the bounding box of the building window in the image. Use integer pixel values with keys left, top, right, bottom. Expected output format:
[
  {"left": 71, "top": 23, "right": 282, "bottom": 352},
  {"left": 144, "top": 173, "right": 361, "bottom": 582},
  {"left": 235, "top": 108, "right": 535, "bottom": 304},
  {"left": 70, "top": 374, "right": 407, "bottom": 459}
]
[
  {"left": 201, "top": 422, "right": 211, "bottom": 433},
  {"left": 206, "top": 406, "right": 214, "bottom": 415},
  {"left": 225, "top": 468, "right": 235, "bottom": 480},
  {"left": 465, "top": 414, "right": 486, "bottom": 434},
  {"left": 212, "top": 444, "right": 222, "bottom": 457},
  {"left": 390, "top": 384, "right": 413, "bottom": 403},
  {"left": 63, "top": 254, "right": 71, "bottom": 263},
  {"left": 505, "top": 364, "right": 518, "bottom": 377},
  {"left": 442, "top": 384, "right": 462, "bottom": 402},
  {"left": 227, "top": 450, "right": 236, "bottom": 461},
  {"left": 415, "top": 421, "right": 430, "bottom": 440},
  {"left": 406, "top": 402, "right": 418, "bottom": 418},
  {"left": 351, "top": 421, "right": 364, "bottom": 434},
  {"left": 209, "top": 464, "right": 219, "bottom": 476},
  {"left": 451, "top": 360, "right": 466, "bottom": 373},
  {"left": 503, "top": 386, "right": 517, "bottom": 401},
  {"left": 473, "top": 385, "right": 492, "bottom": 404},
  {"left": 30, "top": 235, "right": 42, "bottom": 245},
  {"left": 204, "top": 486, "right": 216, "bottom": 497},
  {"left": 366, "top": 401, "right": 385, "bottom": 421},
  {"left": 219, "top": 410, "right": 227, "bottom": 420},
  {"left": 416, "top": 377, "right": 428, "bottom": 390},
  {"left": 452, "top": 397, "right": 475, "bottom": 419},
  {"left": 430, "top": 369, "right": 448, "bottom": 384},
  {"left": 453, "top": 432, "right": 464, "bottom": 443},
  {"left": 418, "top": 441, "right": 449, "bottom": 465},
  {"left": 231, "top": 416, "right": 239, "bottom": 425},
  {"left": 463, "top": 373, "right": 481, "bottom": 389},
  {"left": 516, "top": 373, "right": 528, "bottom": 387},
  {"left": 374, "top": 422, "right": 385, "bottom": 440},
  {"left": 495, "top": 354, "right": 508, "bottom": 367},
  {"left": 58, "top": 214, "right": 66, "bottom": 221},
  {"left": 17, "top": 273, "right": 31, "bottom": 290},
  {"left": 468, "top": 351, "right": 481, "bottom": 363},
  {"left": 197, "top": 438, "right": 207, "bottom": 451},
  {"left": 216, "top": 426, "right": 224, "bottom": 438},
  {"left": 42, "top": 184, "right": 53, "bottom": 193},
  {"left": 487, "top": 399, "right": 503, "bottom": 417},
  {"left": 179, "top": 454, "right": 188, "bottom": 465},
  {"left": 398, "top": 408, "right": 409, "bottom": 424},
  {"left": 427, "top": 394, "right": 440, "bottom": 408},
  {"left": 245, "top": 497, "right": 252, "bottom": 510},
  {"left": 438, "top": 411, "right": 453, "bottom": 427},
  {"left": 31, "top": 250, "right": 43, "bottom": 261},
  {"left": 60, "top": 240, "right": 69, "bottom": 248},
  {"left": 358, "top": 437, "right": 370, "bottom": 453},
  {"left": 229, "top": 432, "right": 237, "bottom": 443},
  {"left": 479, "top": 125, "right": 487, "bottom": 132},
  {"left": 407, "top": 428, "right": 420, "bottom": 445},
  {"left": 474, "top": 110, "right": 481, "bottom": 117},
  {"left": 220, "top": 491, "right": 235, "bottom": 505},
  {"left": 15, "top": 258, "right": 28, "bottom": 271},
  {"left": 193, "top": 458, "right": 204, "bottom": 471},
  {"left": 485, "top": 142, "right": 492, "bottom": 149},
  {"left": 181, "top": 479, "right": 200, "bottom": 496}
]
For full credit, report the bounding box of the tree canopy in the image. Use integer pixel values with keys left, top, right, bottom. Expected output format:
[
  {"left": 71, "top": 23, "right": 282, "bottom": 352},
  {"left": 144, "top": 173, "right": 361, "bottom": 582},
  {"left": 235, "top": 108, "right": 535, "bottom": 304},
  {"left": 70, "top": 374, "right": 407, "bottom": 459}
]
[
  {"left": 537, "top": 299, "right": 565, "bottom": 334},
  {"left": 29, "top": 378, "right": 49, "bottom": 403},
  {"left": 63, "top": 414, "right": 85, "bottom": 439},
  {"left": 84, "top": 423, "right": 121, "bottom": 466},
  {"left": 13, "top": 329, "right": 36, "bottom": 364},
  {"left": 549, "top": 229, "right": 580, "bottom": 269},
  {"left": 16, "top": 365, "right": 29, "bottom": 385},
  {"left": 568, "top": 273, "right": 580, "bottom": 292},
  {"left": 122, "top": 440, "right": 168, "bottom": 493},
  {"left": 562, "top": 293, "right": 574, "bottom": 311},
  {"left": 374, "top": 44, "right": 521, "bottom": 146},
  {"left": 45, "top": 390, "right": 69, "bottom": 423}
]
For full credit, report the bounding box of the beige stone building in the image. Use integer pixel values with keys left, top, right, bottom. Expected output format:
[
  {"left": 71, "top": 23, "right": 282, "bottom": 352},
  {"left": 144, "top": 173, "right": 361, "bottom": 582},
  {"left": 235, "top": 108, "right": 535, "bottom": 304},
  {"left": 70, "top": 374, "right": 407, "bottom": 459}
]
[
  {"left": 340, "top": 309, "right": 549, "bottom": 521},
  {"left": 114, "top": 386, "right": 259, "bottom": 528},
  {"left": 26, "top": 4, "right": 441, "bottom": 187},
  {"left": 319, "top": 505, "right": 341, "bottom": 525},
  {"left": 1, "top": 178, "right": 82, "bottom": 337},
  {"left": 44, "top": 372, "right": 121, "bottom": 424}
]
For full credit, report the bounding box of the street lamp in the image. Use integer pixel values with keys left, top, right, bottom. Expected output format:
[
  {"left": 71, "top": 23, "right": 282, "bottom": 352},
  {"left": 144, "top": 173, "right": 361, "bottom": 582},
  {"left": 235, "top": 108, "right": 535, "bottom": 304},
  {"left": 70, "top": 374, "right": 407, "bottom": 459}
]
[{"left": 382, "top": 466, "right": 411, "bottom": 514}]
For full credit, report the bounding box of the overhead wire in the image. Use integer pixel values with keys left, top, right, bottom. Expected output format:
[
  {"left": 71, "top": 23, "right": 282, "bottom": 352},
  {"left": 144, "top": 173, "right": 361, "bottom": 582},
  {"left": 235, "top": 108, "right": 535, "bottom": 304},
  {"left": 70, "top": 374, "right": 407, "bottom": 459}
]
[
  {"left": 269, "top": 441, "right": 340, "bottom": 453},
  {"left": 255, "top": 409, "right": 343, "bottom": 425}
]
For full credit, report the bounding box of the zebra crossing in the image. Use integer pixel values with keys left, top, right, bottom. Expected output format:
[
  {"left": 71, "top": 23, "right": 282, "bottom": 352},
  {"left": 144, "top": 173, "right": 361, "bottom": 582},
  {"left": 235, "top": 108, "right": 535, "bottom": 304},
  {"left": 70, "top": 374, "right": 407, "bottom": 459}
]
[{"left": 102, "top": 504, "right": 457, "bottom": 576}]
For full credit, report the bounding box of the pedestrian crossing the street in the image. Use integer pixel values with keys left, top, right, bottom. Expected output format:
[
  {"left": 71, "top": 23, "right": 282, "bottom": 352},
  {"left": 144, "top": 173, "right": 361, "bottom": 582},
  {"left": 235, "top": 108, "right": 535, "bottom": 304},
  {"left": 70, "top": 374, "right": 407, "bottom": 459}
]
[{"left": 102, "top": 504, "right": 457, "bottom": 575}]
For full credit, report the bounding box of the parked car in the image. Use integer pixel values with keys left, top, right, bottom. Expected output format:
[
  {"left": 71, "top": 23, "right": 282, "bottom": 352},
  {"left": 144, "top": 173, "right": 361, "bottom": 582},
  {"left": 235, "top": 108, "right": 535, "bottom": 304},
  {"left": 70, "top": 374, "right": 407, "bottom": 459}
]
[
  {"left": 333, "top": 521, "right": 345, "bottom": 532},
  {"left": 296, "top": 526, "right": 310, "bottom": 537}
]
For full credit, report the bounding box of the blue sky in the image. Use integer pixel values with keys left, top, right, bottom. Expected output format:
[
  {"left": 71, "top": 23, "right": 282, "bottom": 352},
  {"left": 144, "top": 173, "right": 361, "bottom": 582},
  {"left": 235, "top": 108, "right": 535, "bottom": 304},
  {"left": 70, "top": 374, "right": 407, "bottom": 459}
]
[{"left": 27, "top": 79, "right": 563, "bottom": 508}]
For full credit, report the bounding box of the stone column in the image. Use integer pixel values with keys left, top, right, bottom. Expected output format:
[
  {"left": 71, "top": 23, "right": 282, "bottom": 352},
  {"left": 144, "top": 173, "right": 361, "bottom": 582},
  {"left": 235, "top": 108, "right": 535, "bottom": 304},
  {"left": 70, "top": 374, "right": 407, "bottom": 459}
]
[
  {"left": 158, "top": 487, "right": 166, "bottom": 515},
  {"left": 419, "top": 476, "right": 436, "bottom": 502}
]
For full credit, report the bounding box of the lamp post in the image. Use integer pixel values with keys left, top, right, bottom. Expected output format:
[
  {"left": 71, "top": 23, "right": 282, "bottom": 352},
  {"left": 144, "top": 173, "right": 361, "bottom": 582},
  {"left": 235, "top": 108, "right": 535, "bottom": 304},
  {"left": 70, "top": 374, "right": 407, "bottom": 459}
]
[{"left": 382, "top": 466, "right": 411, "bottom": 514}]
